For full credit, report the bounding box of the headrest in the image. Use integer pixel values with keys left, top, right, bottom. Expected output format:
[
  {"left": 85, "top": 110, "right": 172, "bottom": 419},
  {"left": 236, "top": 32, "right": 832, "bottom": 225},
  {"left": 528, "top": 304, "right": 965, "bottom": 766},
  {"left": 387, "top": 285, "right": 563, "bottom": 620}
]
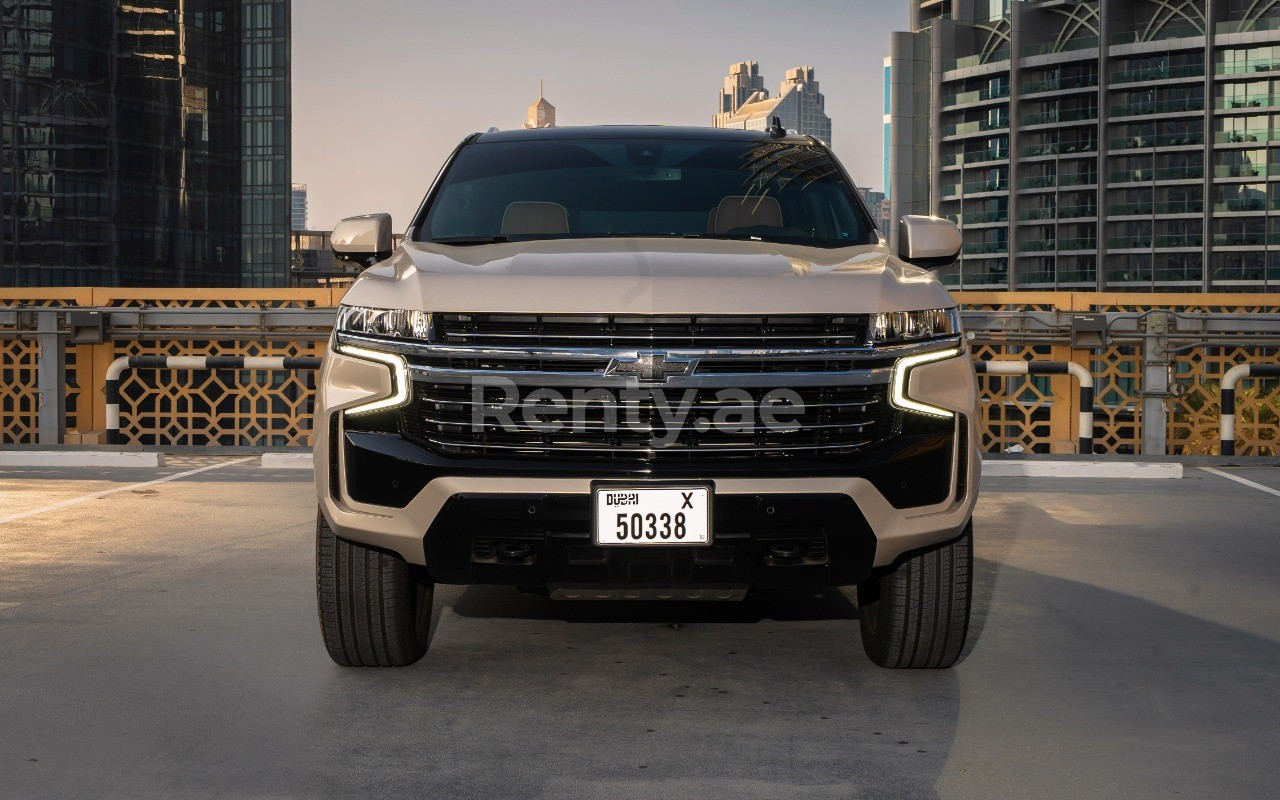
[
  {"left": 500, "top": 202, "right": 569, "bottom": 235},
  {"left": 713, "top": 196, "right": 783, "bottom": 234}
]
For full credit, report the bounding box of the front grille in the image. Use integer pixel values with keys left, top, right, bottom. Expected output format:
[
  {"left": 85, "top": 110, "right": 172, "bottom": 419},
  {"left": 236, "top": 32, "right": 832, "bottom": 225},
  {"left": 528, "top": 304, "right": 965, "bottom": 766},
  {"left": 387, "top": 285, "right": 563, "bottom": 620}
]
[
  {"left": 434, "top": 313, "right": 870, "bottom": 349},
  {"left": 399, "top": 380, "right": 898, "bottom": 462}
]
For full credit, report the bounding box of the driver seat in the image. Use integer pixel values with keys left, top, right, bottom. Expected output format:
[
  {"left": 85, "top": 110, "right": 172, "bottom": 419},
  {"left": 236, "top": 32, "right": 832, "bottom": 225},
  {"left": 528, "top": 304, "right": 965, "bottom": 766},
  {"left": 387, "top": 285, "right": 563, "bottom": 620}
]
[{"left": 711, "top": 195, "right": 783, "bottom": 234}]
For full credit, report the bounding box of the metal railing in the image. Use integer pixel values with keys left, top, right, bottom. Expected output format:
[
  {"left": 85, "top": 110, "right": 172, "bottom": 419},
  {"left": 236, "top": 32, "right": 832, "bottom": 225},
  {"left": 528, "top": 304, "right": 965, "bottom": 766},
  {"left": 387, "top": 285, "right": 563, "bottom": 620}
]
[{"left": 3, "top": 290, "right": 1280, "bottom": 457}]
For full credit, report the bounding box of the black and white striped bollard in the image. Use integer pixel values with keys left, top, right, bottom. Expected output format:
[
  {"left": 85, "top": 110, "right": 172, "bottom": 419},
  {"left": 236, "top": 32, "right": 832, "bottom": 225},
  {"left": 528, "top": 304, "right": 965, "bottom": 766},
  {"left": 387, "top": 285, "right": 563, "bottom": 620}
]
[
  {"left": 1219, "top": 363, "right": 1280, "bottom": 457},
  {"left": 973, "top": 359, "right": 1095, "bottom": 455},
  {"left": 104, "top": 355, "right": 322, "bottom": 445}
]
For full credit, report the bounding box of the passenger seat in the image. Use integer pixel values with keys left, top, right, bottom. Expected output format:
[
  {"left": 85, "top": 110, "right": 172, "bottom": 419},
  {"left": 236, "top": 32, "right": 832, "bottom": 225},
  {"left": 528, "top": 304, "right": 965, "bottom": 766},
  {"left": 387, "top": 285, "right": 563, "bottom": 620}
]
[{"left": 710, "top": 195, "right": 783, "bottom": 234}]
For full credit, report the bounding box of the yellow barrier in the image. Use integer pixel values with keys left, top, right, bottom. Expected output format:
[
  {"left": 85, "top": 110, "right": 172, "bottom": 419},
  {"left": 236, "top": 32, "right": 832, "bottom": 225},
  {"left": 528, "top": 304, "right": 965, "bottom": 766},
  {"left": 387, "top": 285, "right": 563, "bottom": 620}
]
[{"left": 2, "top": 290, "right": 1278, "bottom": 455}]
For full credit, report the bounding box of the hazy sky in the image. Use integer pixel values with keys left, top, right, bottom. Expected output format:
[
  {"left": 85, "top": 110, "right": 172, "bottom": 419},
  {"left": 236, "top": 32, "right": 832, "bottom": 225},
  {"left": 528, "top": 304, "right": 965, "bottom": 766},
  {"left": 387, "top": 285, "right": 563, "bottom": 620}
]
[{"left": 293, "top": 0, "right": 905, "bottom": 231}]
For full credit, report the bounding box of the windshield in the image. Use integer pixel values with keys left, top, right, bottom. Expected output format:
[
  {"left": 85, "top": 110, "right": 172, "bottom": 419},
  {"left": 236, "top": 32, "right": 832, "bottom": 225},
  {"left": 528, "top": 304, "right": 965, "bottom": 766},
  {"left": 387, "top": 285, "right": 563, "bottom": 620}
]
[{"left": 417, "top": 138, "right": 878, "bottom": 249}]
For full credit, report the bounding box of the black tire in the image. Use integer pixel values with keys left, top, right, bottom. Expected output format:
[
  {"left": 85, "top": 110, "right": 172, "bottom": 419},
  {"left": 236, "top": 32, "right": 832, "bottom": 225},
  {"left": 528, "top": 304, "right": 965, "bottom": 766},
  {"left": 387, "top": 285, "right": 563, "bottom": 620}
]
[
  {"left": 857, "top": 521, "right": 972, "bottom": 669},
  {"left": 316, "top": 509, "right": 433, "bottom": 667}
]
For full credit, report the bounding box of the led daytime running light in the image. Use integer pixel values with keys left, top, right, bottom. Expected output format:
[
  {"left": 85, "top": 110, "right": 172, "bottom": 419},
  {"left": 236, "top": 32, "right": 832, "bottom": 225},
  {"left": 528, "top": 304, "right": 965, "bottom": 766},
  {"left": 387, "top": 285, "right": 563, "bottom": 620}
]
[
  {"left": 891, "top": 347, "right": 962, "bottom": 418},
  {"left": 338, "top": 344, "right": 411, "bottom": 416}
]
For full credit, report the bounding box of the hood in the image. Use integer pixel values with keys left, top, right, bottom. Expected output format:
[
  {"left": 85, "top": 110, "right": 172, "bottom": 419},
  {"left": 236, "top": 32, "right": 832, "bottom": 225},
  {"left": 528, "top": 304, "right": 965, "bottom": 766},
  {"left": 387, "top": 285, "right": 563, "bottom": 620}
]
[{"left": 339, "top": 237, "right": 956, "bottom": 315}]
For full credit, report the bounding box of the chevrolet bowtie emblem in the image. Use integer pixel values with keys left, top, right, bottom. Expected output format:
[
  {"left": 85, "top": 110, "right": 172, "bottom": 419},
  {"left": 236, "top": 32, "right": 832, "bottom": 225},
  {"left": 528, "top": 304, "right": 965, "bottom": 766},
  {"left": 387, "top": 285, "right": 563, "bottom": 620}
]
[{"left": 604, "top": 351, "right": 699, "bottom": 383}]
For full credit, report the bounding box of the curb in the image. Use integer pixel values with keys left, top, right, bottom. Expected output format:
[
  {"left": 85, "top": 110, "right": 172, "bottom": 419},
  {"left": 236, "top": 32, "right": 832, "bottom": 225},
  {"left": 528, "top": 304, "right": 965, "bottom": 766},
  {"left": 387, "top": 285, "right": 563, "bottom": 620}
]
[
  {"left": 260, "top": 453, "right": 313, "bottom": 469},
  {"left": 0, "top": 451, "right": 166, "bottom": 469},
  {"left": 982, "top": 460, "right": 1183, "bottom": 479}
]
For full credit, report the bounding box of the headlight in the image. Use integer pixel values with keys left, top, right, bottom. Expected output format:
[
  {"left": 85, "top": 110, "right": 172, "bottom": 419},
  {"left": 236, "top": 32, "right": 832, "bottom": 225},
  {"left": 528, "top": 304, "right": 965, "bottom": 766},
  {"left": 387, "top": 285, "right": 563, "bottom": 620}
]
[
  {"left": 336, "top": 305, "right": 433, "bottom": 340},
  {"left": 890, "top": 347, "right": 963, "bottom": 418},
  {"left": 867, "top": 308, "right": 960, "bottom": 346}
]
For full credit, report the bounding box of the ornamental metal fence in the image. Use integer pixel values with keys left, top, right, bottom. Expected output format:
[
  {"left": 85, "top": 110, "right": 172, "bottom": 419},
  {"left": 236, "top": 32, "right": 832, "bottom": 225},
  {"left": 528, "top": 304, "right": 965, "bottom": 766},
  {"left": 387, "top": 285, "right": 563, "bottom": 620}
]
[{"left": 2, "top": 289, "right": 1278, "bottom": 456}]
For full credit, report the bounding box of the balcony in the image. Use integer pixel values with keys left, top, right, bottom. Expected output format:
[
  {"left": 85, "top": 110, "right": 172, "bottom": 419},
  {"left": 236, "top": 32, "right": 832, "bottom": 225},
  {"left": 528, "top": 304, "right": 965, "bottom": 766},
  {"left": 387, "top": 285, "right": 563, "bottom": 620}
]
[
  {"left": 1108, "top": 99, "right": 1204, "bottom": 118},
  {"left": 1021, "top": 73, "right": 1099, "bottom": 96},
  {"left": 1215, "top": 164, "right": 1270, "bottom": 179},
  {"left": 1059, "top": 204, "right": 1098, "bottom": 219},
  {"left": 1217, "top": 130, "right": 1271, "bottom": 144},
  {"left": 1214, "top": 197, "right": 1271, "bottom": 212},
  {"left": 1107, "top": 200, "right": 1204, "bottom": 216},
  {"left": 1158, "top": 200, "right": 1204, "bottom": 214},
  {"left": 1017, "top": 206, "right": 1097, "bottom": 221},
  {"left": 1111, "top": 64, "right": 1204, "bottom": 84},
  {"left": 1059, "top": 173, "right": 1098, "bottom": 187},
  {"left": 962, "top": 241, "right": 1008, "bottom": 254},
  {"left": 1021, "top": 107, "right": 1098, "bottom": 127},
  {"left": 956, "top": 209, "right": 1009, "bottom": 225},
  {"left": 1057, "top": 237, "right": 1098, "bottom": 251},
  {"left": 1109, "top": 132, "right": 1203, "bottom": 150},
  {"left": 1155, "top": 234, "right": 1203, "bottom": 248},
  {"left": 1020, "top": 239, "right": 1056, "bottom": 252},
  {"left": 943, "top": 50, "right": 1010, "bottom": 72},
  {"left": 961, "top": 177, "right": 1010, "bottom": 194},
  {"left": 1104, "top": 169, "right": 1148, "bottom": 184},
  {"left": 942, "top": 85, "right": 1010, "bottom": 108},
  {"left": 1156, "top": 165, "right": 1205, "bottom": 181},
  {"left": 1217, "top": 58, "right": 1280, "bottom": 76},
  {"left": 1019, "top": 175, "right": 1057, "bottom": 189},
  {"left": 1021, "top": 140, "right": 1097, "bottom": 158},
  {"left": 1108, "top": 235, "right": 1154, "bottom": 249},
  {"left": 942, "top": 149, "right": 1009, "bottom": 167},
  {"left": 1217, "top": 93, "right": 1278, "bottom": 110},
  {"left": 941, "top": 118, "right": 1010, "bottom": 138},
  {"left": 1108, "top": 201, "right": 1155, "bottom": 216},
  {"left": 1213, "top": 232, "right": 1279, "bottom": 246}
]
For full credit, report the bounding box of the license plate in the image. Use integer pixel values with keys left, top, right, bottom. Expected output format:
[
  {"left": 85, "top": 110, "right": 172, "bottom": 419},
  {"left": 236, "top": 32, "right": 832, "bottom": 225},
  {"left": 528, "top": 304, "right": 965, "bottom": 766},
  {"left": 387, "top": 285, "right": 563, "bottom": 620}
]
[{"left": 593, "top": 485, "right": 712, "bottom": 546}]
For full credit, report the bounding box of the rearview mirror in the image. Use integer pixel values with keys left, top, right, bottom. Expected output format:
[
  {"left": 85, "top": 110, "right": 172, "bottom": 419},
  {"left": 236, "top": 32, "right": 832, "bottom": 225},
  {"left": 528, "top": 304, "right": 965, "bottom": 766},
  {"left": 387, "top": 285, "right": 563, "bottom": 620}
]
[
  {"left": 332, "top": 213, "right": 393, "bottom": 268},
  {"left": 898, "top": 215, "right": 962, "bottom": 270}
]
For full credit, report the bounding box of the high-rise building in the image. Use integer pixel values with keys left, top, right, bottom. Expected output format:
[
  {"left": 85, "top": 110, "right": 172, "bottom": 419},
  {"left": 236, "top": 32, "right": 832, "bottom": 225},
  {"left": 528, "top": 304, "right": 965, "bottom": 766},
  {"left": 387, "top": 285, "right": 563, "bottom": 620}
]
[
  {"left": 889, "top": 0, "right": 1280, "bottom": 292},
  {"left": 882, "top": 56, "right": 893, "bottom": 201},
  {"left": 0, "top": 1, "right": 291, "bottom": 288},
  {"left": 712, "top": 63, "right": 833, "bottom": 143},
  {"left": 524, "top": 83, "right": 556, "bottom": 129},
  {"left": 715, "top": 61, "right": 769, "bottom": 126},
  {"left": 860, "top": 188, "right": 890, "bottom": 241},
  {"left": 292, "top": 184, "right": 308, "bottom": 231}
]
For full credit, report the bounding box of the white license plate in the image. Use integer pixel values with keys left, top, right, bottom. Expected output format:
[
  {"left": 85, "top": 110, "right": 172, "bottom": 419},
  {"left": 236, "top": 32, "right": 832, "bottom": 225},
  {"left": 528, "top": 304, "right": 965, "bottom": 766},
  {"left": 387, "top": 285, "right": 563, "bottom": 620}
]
[{"left": 593, "top": 485, "right": 712, "bottom": 546}]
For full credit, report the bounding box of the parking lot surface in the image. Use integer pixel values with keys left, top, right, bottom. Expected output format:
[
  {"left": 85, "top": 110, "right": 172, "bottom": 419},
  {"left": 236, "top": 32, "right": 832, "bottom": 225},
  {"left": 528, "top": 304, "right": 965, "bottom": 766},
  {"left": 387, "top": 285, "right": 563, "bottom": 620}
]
[{"left": 1, "top": 459, "right": 1278, "bottom": 799}]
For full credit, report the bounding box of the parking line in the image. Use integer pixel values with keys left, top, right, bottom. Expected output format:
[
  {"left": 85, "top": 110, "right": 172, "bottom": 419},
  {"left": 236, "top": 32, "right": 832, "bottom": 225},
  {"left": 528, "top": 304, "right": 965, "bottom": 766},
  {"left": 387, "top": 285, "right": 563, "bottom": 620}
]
[
  {"left": 1200, "top": 467, "right": 1280, "bottom": 499},
  {"left": 0, "top": 457, "right": 255, "bottom": 526}
]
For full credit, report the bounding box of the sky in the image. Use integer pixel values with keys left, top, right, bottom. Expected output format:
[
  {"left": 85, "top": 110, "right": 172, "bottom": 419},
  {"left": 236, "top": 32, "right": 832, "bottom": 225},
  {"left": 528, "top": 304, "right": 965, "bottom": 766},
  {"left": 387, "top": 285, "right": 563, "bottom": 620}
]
[{"left": 292, "top": 0, "right": 905, "bottom": 231}]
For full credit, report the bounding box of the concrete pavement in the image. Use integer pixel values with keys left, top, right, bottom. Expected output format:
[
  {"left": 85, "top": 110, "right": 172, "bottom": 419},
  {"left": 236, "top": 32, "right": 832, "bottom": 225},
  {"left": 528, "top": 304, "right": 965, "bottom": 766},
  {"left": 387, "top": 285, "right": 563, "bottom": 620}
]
[{"left": 1, "top": 461, "right": 1278, "bottom": 799}]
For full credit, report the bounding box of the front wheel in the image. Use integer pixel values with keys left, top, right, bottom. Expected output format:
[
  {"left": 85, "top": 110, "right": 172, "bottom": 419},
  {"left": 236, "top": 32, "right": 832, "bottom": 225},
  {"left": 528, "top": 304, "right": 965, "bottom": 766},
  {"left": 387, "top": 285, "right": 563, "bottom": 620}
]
[
  {"left": 315, "top": 509, "right": 433, "bottom": 667},
  {"left": 857, "top": 521, "right": 972, "bottom": 669}
]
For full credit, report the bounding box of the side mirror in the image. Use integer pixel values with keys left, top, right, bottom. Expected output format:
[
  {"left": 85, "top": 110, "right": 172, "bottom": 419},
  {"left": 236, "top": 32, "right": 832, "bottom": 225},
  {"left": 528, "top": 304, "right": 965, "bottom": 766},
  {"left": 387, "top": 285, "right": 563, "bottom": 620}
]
[
  {"left": 332, "top": 213, "right": 393, "bottom": 268},
  {"left": 898, "top": 215, "right": 962, "bottom": 270}
]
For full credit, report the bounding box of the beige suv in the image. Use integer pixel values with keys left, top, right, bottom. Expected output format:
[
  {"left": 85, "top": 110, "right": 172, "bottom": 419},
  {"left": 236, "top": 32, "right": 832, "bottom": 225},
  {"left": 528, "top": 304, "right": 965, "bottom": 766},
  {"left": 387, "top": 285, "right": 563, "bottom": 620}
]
[{"left": 313, "top": 125, "right": 978, "bottom": 669}]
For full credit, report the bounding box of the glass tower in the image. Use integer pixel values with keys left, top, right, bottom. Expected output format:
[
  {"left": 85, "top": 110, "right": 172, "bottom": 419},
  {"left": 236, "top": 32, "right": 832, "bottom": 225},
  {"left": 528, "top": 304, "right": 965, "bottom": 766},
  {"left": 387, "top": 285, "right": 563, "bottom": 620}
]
[
  {"left": 0, "top": 0, "right": 291, "bottom": 287},
  {"left": 891, "top": 0, "right": 1280, "bottom": 292}
]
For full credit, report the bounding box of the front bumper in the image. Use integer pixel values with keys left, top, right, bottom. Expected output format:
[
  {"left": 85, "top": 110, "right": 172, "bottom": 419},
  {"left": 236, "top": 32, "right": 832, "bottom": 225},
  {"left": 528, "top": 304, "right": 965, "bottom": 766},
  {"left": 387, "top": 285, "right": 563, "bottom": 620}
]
[{"left": 313, "top": 341, "right": 981, "bottom": 583}]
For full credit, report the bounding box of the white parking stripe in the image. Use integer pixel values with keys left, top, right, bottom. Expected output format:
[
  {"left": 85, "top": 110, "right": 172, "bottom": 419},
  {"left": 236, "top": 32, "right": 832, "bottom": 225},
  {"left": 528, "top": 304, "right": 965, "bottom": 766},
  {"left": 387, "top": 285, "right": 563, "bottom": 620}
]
[
  {"left": 1200, "top": 467, "right": 1280, "bottom": 499},
  {"left": 0, "top": 457, "right": 255, "bottom": 526}
]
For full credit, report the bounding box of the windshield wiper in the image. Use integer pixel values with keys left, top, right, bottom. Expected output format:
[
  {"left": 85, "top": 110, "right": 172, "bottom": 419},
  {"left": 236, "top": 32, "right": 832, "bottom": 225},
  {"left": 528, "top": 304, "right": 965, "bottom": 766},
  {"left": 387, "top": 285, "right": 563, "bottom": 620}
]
[{"left": 430, "top": 235, "right": 510, "bottom": 246}]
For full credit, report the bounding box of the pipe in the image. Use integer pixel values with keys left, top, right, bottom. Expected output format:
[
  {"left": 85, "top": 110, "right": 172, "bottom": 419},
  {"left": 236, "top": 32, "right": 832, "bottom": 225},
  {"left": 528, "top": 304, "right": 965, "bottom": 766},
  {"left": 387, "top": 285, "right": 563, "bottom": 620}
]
[
  {"left": 974, "top": 359, "right": 1095, "bottom": 454},
  {"left": 1220, "top": 363, "right": 1280, "bottom": 457}
]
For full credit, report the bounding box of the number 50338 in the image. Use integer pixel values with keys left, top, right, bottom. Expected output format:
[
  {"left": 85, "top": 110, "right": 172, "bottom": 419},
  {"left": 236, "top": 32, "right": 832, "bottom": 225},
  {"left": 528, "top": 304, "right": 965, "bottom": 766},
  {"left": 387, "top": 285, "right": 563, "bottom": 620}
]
[{"left": 615, "top": 512, "right": 687, "bottom": 540}]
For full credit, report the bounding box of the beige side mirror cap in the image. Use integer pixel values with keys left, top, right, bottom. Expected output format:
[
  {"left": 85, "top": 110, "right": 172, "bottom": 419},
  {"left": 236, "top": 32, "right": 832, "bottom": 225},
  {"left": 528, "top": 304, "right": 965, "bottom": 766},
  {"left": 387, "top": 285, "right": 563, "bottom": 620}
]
[
  {"left": 898, "top": 215, "right": 962, "bottom": 270},
  {"left": 332, "top": 214, "right": 394, "bottom": 267}
]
